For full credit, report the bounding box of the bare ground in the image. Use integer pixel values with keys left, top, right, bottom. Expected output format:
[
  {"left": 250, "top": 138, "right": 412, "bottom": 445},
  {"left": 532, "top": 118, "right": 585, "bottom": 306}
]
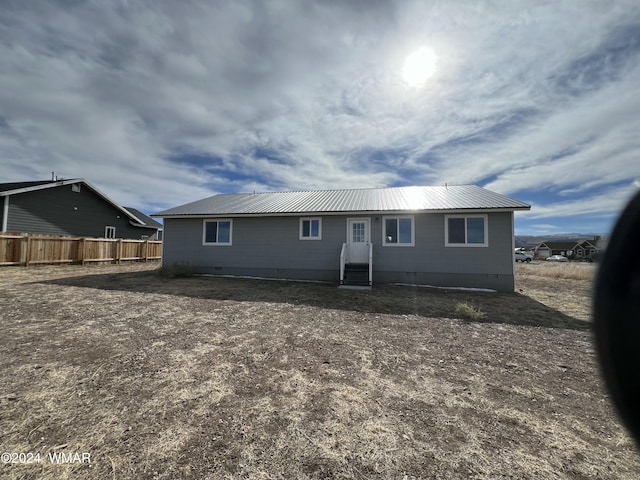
[{"left": 0, "top": 262, "right": 638, "bottom": 479}]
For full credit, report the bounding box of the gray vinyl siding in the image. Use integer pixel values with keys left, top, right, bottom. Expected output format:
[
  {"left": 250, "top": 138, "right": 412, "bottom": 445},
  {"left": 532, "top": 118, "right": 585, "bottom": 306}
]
[
  {"left": 163, "top": 211, "right": 516, "bottom": 291},
  {"left": 6, "top": 185, "right": 156, "bottom": 238},
  {"left": 163, "top": 216, "right": 345, "bottom": 281},
  {"left": 371, "top": 212, "right": 514, "bottom": 290}
]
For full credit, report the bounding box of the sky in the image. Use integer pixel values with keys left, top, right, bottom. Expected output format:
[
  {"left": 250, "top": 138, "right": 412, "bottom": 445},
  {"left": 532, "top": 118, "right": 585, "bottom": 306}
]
[{"left": 1, "top": 1, "right": 639, "bottom": 235}]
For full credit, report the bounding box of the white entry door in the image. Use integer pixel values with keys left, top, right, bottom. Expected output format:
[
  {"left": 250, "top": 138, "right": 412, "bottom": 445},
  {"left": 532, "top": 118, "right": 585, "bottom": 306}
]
[{"left": 347, "top": 218, "right": 370, "bottom": 263}]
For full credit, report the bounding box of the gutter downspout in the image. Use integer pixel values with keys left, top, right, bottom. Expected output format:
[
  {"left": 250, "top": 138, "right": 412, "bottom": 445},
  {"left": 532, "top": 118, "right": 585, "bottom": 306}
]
[{"left": 2, "top": 196, "right": 8, "bottom": 232}]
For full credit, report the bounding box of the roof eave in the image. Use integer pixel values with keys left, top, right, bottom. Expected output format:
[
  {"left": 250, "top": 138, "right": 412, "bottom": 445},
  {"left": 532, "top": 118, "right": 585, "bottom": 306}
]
[
  {"left": 0, "top": 178, "right": 83, "bottom": 196},
  {"left": 154, "top": 206, "right": 531, "bottom": 218},
  {"left": 128, "top": 220, "right": 160, "bottom": 229}
]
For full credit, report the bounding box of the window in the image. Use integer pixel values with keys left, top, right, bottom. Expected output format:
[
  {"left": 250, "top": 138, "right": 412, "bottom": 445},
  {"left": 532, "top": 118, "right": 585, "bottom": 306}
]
[
  {"left": 299, "top": 218, "right": 322, "bottom": 240},
  {"left": 105, "top": 226, "right": 116, "bottom": 239},
  {"left": 445, "top": 215, "right": 488, "bottom": 247},
  {"left": 352, "top": 222, "right": 365, "bottom": 242},
  {"left": 383, "top": 216, "right": 414, "bottom": 246},
  {"left": 203, "top": 219, "right": 232, "bottom": 245},
  {"left": 71, "top": 183, "right": 81, "bottom": 193}
]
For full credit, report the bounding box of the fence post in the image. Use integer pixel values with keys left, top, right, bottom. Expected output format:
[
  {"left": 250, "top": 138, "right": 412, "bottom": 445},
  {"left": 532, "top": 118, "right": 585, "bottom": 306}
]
[
  {"left": 20, "top": 234, "right": 25, "bottom": 266},
  {"left": 22, "top": 234, "right": 31, "bottom": 267},
  {"left": 117, "top": 238, "right": 122, "bottom": 264},
  {"left": 144, "top": 240, "right": 148, "bottom": 262},
  {"left": 79, "top": 237, "right": 85, "bottom": 265}
]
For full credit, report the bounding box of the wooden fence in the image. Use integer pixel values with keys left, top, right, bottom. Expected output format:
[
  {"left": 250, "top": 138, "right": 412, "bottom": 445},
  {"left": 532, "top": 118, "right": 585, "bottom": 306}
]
[{"left": 0, "top": 233, "right": 162, "bottom": 266}]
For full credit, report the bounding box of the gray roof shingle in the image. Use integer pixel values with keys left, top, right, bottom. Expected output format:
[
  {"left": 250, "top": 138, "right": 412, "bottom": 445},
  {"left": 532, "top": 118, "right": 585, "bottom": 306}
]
[
  {"left": 153, "top": 185, "right": 530, "bottom": 217},
  {"left": 0, "top": 180, "right": 55, "bottom": 193},
  {"left": 123, "top": 207, "right": 163, "bottom": 229}
]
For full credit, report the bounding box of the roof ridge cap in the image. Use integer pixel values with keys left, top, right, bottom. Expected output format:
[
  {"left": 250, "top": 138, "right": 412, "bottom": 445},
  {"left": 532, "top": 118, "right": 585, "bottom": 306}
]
[{"left": 223, "top": 185, "right": 472, "bottom": 195}]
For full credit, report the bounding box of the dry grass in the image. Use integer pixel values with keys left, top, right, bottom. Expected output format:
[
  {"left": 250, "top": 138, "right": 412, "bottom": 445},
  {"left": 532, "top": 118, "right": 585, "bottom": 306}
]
[
  {"left": 157, "top": 262, "right": 194, "bottom": 278},
  {"left": 1, "top": 262, "right": 638, "bottom": 479},
  {"left": 519, "top": 260, "right": 596, "bottom": 281},
  {"left": 515, "top": 262, "right": 595, "bottom": 321}
]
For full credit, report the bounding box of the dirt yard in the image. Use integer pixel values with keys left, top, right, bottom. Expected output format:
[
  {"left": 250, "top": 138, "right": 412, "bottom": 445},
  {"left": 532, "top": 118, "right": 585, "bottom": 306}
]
[{"left": 0, "top": 262, "right": 638, "bottom": 479}]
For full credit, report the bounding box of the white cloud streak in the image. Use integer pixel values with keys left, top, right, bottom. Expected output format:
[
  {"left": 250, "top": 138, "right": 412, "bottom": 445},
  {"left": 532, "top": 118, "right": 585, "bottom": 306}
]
[{"left": 0, "top": 0, "right": 638, "bottom": 232}]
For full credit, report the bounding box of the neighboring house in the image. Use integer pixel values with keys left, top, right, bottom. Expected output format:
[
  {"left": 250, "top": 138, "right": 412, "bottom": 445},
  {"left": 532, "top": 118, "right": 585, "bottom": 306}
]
[
  {"left": 535, "top": 241, "right": 575, "bottom": 259},
  {"left": 535, "top": 238, "right": 600, "bottom": 260},
  {"left": 153, "top": 185, "right": 530, "bottom": 291},
  {"left": 123, "top": 207, "right": 163, "bottom": 240},
  {"left": 575, "top": 239, "right": 599, "bottom": 260},
  {"left": 0, "top": 179, "right": 161, "bottom": 239}
]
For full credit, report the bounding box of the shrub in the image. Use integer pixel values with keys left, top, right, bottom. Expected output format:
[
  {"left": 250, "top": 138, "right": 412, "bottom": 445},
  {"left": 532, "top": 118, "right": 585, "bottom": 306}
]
[{"left": 455, "top": 302, "right": 487, "bottom": 321}]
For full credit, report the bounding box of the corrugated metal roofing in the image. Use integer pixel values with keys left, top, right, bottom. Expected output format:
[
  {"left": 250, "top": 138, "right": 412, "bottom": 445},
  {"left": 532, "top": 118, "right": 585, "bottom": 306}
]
[{"left": 153, "top": 185, "right": 530, "bottom": 217}]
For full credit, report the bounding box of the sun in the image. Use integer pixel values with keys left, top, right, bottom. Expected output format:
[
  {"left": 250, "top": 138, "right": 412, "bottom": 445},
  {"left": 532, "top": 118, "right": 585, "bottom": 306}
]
[{"left": 401, "top": 46, "right": 437, "bottom": 87}]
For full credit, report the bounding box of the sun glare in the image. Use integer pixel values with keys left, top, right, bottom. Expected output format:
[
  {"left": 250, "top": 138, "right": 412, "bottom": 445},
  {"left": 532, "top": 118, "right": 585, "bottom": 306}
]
[{"left": 402, "top": 47, "right": 437, "bottom": 87}]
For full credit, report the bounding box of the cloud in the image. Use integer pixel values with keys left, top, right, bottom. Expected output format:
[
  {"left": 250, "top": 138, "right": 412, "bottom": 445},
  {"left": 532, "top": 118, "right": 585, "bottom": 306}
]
[
  {"left": 0, "top": 0, "right": 638, "bottom": 234},
  {"left": 519, "top": 182, "right": 638, "bottom": 223}
]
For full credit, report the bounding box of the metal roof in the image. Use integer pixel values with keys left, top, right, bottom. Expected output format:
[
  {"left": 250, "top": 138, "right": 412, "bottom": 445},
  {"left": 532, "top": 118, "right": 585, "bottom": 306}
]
[{"left": 153, "top": 185, "right": 531, "bottom": 217}]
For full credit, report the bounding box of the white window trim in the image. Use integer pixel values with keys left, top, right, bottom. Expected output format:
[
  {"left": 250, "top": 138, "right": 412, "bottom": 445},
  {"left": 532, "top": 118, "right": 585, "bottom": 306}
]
[
  {"left": 202, "top": 219, "right": 233, "bottom": 246},
  {"left": 105, "top": 226, "right": 116, "bottom": 239},
  {"left": 299, "top": 217, "right": 322, "bottom": 240},
  {"left": 382, "top": 215, "right": 415, "bottom": 247},
  {"left": 444, "top": 214, "right": 488, "bottom": 247}
]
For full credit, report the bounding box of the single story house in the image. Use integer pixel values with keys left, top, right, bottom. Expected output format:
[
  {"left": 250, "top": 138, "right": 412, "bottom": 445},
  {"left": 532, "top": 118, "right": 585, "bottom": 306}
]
[
  {"left": 153, "top": 185, "right": 531, "bottom": 291},
  {"left": 535, "top": 238, "right": 600, "bottom": 260},
  {"left": 153, "top": 185, "right": 530, "bottom": 290},
  {"left": 0, "top": 179, "right": 162, "bottom": 239},
  {"left": 535, "top": 241, "right": 575, "bottom": 259}
]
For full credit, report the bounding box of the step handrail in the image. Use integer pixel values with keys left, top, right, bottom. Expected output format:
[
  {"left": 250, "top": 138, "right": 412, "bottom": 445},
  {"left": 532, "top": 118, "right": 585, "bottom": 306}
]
[
  {"left": 339, "top": 242, "right": 346, "bottom": 284},
  {"left": 368, "top": 242, "right": 373, "bottom": 285}
]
